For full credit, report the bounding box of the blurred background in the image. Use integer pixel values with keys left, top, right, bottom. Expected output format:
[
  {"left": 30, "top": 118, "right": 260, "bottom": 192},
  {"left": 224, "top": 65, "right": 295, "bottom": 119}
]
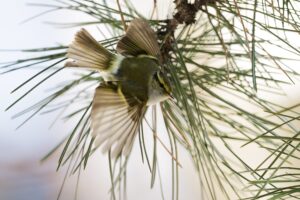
[{"left": 1, "top": 1, "right": 300, "bottom": 200}]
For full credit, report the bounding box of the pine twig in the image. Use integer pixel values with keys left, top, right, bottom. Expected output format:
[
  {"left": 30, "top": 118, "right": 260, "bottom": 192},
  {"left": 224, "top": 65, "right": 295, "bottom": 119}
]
[{"left": 116, "top": 0, "right": 127, "bottom": 31}]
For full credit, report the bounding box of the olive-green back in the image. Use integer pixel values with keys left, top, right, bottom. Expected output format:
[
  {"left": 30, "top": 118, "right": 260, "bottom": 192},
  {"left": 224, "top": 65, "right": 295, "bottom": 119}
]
[{"left": 117, "top": 56, "right": 159, "bottom": 104}]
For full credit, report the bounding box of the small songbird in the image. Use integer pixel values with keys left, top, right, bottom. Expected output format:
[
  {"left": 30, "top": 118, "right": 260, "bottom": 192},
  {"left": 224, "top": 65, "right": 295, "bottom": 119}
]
[{"left": 65, "top": 19, "right": 172, "bottom": 157}]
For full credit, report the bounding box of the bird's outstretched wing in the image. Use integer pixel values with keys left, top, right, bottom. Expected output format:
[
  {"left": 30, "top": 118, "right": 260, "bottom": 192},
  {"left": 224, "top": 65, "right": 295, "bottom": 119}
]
[
  {"left": 116, "top": 19, "right": 161, "bottom": 60},
  {"left": 91, "top": 84, "right": 146, "bottom": 158}
]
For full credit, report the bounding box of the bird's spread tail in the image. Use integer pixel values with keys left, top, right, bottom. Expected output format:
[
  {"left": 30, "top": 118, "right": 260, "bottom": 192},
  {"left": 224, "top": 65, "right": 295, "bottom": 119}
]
[{"left": 65, "top": 28, "right": 115, "bottom": 71}]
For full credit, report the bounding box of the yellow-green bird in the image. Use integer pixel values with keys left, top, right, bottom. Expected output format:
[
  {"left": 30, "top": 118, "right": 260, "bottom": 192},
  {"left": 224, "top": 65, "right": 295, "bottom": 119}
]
[{"left": 65, "top": 19, "right": 172, "bottom": 158}]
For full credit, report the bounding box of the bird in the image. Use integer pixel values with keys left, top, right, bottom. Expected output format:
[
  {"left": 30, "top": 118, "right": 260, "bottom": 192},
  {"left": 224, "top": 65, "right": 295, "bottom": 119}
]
[{"left": 65, "top": 19, "right": 172, "bottom": 158}]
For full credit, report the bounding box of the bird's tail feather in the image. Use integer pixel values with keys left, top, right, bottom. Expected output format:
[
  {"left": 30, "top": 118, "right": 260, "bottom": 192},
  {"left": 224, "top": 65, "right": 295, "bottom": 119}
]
[{"left": 66, "top": 28, "right": 115, "bottom": 71}]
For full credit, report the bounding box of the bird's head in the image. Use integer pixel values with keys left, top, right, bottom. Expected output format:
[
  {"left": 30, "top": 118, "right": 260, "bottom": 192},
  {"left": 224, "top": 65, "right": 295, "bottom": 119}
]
[{"left": 154, "top": 70, "right": 173, "bottom": 99}]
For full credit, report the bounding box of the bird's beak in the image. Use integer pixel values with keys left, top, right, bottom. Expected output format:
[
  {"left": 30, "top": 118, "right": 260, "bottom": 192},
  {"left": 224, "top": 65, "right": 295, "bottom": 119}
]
[{"left": 168, "top": 93, "right": 174, "bottom": 99}]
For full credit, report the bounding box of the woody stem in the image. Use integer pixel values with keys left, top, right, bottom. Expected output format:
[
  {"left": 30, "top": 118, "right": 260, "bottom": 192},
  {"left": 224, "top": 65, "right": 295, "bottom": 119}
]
[{"left": 116, "top": 0, "right": 128, "bottom": 31}]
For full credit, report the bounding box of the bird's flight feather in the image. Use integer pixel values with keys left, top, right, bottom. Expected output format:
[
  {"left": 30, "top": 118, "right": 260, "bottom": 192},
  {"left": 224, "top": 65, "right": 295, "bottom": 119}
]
[
  {"left": 91, "top": 85, "right": 146, "bottom": 157},
  {"left": 117, "top": 19, "right": 161, "bottom": 60}
]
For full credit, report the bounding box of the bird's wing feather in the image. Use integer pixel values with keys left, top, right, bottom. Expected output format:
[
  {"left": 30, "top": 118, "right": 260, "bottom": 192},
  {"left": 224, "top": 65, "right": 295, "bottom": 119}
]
[
  {"left": 91, "top": 85, "right": 146, "bottom": 158},
  {"left": 116, "top": 19, "right": 161, "bottom": 60}
]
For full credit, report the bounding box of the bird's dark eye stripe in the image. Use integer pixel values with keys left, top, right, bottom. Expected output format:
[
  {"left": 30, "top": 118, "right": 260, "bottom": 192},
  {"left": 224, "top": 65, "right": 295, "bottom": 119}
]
[{"left": 158, "top": 79, "right": 165, "bottom": 88}]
